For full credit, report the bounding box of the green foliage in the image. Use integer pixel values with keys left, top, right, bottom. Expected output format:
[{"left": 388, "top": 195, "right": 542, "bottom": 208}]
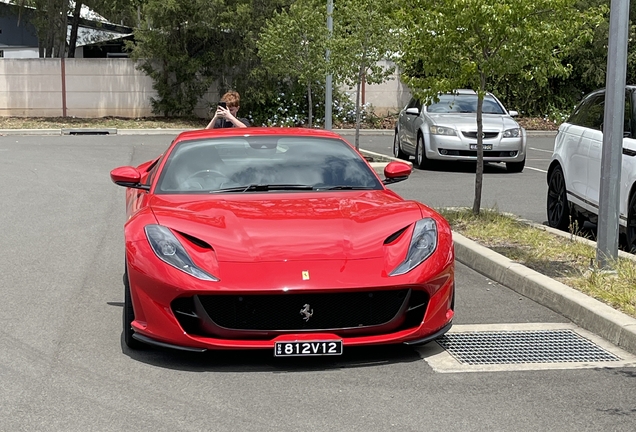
[
  {"left": 398, "top": 0, "right": 605, "bottom": 105},
  {"left": 257, "top": 0, "right": 328, "bottom": 126},
  {"left": 129, "top": 0, "right": 292, "bottom": 116}
]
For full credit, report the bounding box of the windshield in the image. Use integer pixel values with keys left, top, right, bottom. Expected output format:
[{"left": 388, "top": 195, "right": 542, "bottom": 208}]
[
  {"left": 426, "top": 94, "right": 506, "bottom": 115},
  {"left": 155, "top": 136, "right": 383, "bottom": 194}
]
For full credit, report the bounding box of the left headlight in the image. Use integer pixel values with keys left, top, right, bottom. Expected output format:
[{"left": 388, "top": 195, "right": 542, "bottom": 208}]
[
  {"left": 145, "top": 224, "right": 218, "bottom": 281},
  {"left": 503, "top": 128, "right": 521, "bottom": 138},
  {"left": 390, "top": 218, "right": 438, "bottom": 276}
]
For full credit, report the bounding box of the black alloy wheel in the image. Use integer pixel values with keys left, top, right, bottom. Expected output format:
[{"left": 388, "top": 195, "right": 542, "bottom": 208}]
[
  {"left": 123, "top": 265, "right": 143, "bottom": 350},
  {"left": 547, "top": 166, "right": 570, "bottom": 230},
  {"left": 415, "top": 135, "right": 430, "bottom": 169},
  {"left": 393, "top": 130, "right": 408, "bottom": 160},
  {"left": 626, "top": 193, "right": 636, "bottom": 253}
]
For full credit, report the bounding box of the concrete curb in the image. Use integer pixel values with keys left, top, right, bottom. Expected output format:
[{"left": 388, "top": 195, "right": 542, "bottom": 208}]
[{"left": 453, "top": 231, "right": 636, "bottom": 355}]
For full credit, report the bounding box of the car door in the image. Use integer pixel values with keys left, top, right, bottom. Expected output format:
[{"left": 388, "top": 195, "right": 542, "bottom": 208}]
[
  {"left": 585, "top": 91, "right": 633, "bottom": 213},
  {"left": 558, "top": 93, "right": 601, "bottom": 208}
]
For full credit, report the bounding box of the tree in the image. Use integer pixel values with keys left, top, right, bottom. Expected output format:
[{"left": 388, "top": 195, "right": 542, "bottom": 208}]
[
  {"left": 399, "top": 0, "right": 605, "bottom": 214},
  {"left": 129, "top": 0, "right": 292, "bottom": 116},
  {"left": 257, "top": 0, "right": 328, "bottom": 127},
  {"left": 331, "top": 0, "right": 398, "bottom": 149}
]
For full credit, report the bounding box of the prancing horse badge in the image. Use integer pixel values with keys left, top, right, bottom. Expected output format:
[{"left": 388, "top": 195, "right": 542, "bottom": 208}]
[{"left": 302, "top": 270, "right": 310, "bottom": 280}]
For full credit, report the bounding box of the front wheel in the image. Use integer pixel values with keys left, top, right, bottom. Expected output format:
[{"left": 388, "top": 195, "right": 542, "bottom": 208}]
[
  {"left": 393, "top": 130, "right": 408, "bottom": 160},
  {"left": 506, "top": 158, "right": 525, "bottom": 173},
  {"left": 546, "top": 166, "right": 570, "bottom": 230},
  {"left": 626, "top": 193, "right": 636, "bottom": 253},
  {"left": 415, "top": 135, "right": 430, "bottom": 169}
]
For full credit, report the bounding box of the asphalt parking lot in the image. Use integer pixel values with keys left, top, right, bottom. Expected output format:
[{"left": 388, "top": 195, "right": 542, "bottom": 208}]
[{"left": 1, "top": 133, "right": 635, "bottom": 432}]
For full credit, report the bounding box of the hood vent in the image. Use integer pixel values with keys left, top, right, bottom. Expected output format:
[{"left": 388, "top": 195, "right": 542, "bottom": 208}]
[
  {"left": 176, "top": 230, "right": 213, "bottom": 250},
  {"left": 384, "top": 226, "right": 409, "bottom": 245}
]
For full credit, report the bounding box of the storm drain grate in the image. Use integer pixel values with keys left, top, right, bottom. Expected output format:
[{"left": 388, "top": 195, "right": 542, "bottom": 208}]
[{"left": 437, "top": 330, "right": 621, "bottom": 365}]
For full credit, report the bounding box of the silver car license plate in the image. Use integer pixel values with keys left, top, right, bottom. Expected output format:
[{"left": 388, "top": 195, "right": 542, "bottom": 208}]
[
  {"left": 470, "top": 144, "right": 493, "bottom": 150},
  {"left": 275, "top": 340, "right": 343, "bottom": 357}
]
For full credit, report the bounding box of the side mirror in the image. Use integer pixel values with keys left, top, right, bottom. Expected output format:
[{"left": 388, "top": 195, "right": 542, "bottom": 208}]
[
  {"left": 405, "top": 107, "right": 420, "bottom": 116},
  {"left": 110, "top": 166, "right": 149, "bottom": 190},
  {"left": 383, "top": 161, "right": 412, "bottom": 185},
  {"left": 508, "top": 110, "right": 519, "bottom": 117}
]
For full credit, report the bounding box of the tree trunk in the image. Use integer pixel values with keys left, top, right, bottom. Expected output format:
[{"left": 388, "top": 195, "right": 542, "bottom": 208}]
[
  {"left": 307, "top": 81, "right": 313, "bottom": 128},
  {"left": 68, "top": 1, "right": 82, "bottom": 58},
  {"left": 472, "top": 73, "right": 486, "bottom": 215},
  {"left": 354, "top": 64, "right": 364, "bottom": 150}
]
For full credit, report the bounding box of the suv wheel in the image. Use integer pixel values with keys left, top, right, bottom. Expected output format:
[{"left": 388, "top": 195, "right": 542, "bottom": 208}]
[
  {"left": 393, "top": 130, "right": 408, "bottom": 160},
  {"left": 547, "top": 166, "right": 570, "bottom": 230},
  {"left": 627, "top": 193, "right": 636, "bottom": 253}
]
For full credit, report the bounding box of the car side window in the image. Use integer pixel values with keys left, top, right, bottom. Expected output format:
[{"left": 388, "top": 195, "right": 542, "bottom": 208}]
[
  {"left": 571, "top": 93, "right": 605, "bottom": 130},
  {"left": 406, "top": 98, "right": 421, "bottom": 110}
]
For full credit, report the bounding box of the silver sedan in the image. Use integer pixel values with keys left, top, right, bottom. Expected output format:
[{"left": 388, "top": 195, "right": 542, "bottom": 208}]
[{"left": 394, "top": 90, "right": 527, "bottom": 172}]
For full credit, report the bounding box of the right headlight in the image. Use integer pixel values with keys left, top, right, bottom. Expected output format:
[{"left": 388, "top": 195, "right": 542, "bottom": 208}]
[
  {"left": 390, "top": 218, "right": 438, "bottom": 276},
  {"left": 503, "top": 128, "right": 521, "bottom": 138},
  {"left": 429, "top": 125, "right": 457, "bottom": 136},
  {"left": 145, "top": 224, "right": 218, "bottom": 281}
]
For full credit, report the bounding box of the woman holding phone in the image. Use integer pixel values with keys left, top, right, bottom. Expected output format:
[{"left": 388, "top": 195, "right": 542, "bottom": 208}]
[{"left": 205, "top": 90, "right": 250, "bottom": 129}]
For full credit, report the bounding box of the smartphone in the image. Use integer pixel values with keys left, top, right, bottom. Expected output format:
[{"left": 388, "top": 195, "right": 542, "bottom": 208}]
[{"left": 218, "top": 102, "right": 227, "bottom": 109}]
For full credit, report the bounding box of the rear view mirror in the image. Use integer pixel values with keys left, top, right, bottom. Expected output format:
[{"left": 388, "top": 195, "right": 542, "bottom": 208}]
[
  {"left": 110, "top": 166, "right": 149, "bottom": 190},
  {"left": 508, "top": 110, "right": 519, "bottom": 117},
  {"left": 383, "top": 161, "right": 412, "bottom": 184},
  {"left": 405, "top": 107, "right": 420, "bottom": 116}
]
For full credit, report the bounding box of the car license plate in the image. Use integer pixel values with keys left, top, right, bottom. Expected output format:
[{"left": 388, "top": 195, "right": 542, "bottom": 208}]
[
  {"left": 275, "top": 340, "right": 343, "bottom": 357},
  {"left": 470, "top": 144, "right": 493, "bottom": 150}
]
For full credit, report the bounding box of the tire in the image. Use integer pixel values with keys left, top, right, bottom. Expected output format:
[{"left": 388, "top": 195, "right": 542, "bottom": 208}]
[
  {"left": 626, "top": 193, "right": 636, "bottom": 253},
  {"left": 393, "top": 130, "right": 408, "bottom": 160},
  {"left": 506, "top": 158, "right": 525, "bottom": 173},
  {"left": 547, "top": 166, "right": 570, "bottom": 230},
  {"left": 415, "top": 135, "right": 430, "bottom": 169},
  {"left": 123, "top": 266, "right": 143, "bottom": 350}
]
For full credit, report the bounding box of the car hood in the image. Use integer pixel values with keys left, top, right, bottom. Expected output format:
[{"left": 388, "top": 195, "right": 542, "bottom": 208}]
[
  {"left": 427, "top": 113, "right": 519, "bottom": 131},
  {"left": 149, "top": 192, "right": 425, "bottom": 263}
]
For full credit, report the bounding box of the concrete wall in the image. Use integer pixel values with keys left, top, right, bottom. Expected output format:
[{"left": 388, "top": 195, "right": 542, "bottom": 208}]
[{"left": 0, "top": 58, "right": 407, "bottom": 118}]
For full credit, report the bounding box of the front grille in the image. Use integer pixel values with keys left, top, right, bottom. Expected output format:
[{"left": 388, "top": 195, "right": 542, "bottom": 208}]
[
  {"left": 462, "top": 131, "right": 499, "bottom": 139},
  {"left": 197, "top": 289, "right": 409, "bottom": 331}
]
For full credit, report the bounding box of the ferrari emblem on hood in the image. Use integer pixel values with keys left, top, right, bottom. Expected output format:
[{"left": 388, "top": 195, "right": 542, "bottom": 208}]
[{"left": 302, "top": 270, "right": 310, "bottom": 280}]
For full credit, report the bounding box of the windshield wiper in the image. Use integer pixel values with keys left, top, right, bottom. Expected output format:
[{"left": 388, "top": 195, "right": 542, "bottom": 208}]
[
  {"left": 322, "top": 185, "right": 376, "bottom": 190},
  {"left": 211, "top": 184, "right": 315, "bottom": 193}
]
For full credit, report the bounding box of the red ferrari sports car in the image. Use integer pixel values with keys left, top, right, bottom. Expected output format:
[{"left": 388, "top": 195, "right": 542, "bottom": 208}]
[{"left": 110, "top": 127, "right": 454, "bottom": 356}]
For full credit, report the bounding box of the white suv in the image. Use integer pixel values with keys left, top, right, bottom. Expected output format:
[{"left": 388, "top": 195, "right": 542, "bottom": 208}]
[{"left": 547, "top": 86, "right": 636, "bottom": 252}]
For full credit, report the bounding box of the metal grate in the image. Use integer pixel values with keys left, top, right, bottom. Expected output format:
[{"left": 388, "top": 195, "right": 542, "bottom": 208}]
[{"left": 437, "top": 330, "right": 621, "bottom": 365}]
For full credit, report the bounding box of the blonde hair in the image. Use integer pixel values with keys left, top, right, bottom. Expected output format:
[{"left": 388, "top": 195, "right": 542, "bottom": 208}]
[{"left": 220, "top": 91, "right": 240, "bottom": 108}]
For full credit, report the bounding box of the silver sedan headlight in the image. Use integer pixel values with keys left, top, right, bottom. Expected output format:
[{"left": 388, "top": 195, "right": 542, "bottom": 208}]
[
  {"left": 145, "top": 224, "right": 218, "bottom": 281},
  {"left": 503, "top": 128, "right": 521, "bottom": 138},
  {"left": 390, "top": 218, "right": 438, "bottom": 276},
  {"left": 429, "top": 125, "right": 457, "bottom": 136}
]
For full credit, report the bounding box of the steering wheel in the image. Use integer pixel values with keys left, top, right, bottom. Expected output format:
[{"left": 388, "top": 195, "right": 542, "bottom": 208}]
[
  {"left": 187, "top": 169, "right": 228, "bottom": 181},
  {"left": 184, "top": 169, "right": 232, "bottom": 190}
]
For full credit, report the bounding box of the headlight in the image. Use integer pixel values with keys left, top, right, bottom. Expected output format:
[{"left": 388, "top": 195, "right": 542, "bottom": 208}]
[
  {"left": 503, "top": 128, "right": 521, "bottom": 138},
  {"left": 429, "top": 125, "right": 457, "bottom": 136},
  {"left": 145, "top": 225, "right": 218, "bottom": 281},
  {"left": 390, "top": 218, "right": 438, "bottom": 276}
]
